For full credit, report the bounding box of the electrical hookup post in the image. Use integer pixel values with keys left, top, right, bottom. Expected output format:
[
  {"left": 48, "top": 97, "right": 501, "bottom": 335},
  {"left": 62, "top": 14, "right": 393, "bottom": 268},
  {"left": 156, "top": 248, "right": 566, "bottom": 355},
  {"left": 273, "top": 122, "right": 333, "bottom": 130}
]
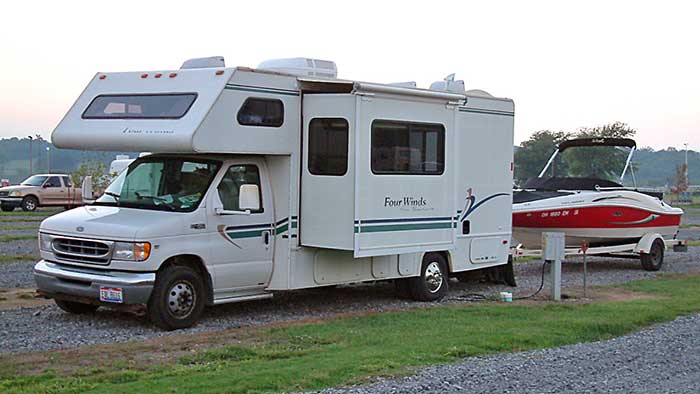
[
  {"left": 542, "top": 232, "right": 565, "bottom": 301},
  {"left": 581, "top": 240, "right": 589, "bottom": 298}
]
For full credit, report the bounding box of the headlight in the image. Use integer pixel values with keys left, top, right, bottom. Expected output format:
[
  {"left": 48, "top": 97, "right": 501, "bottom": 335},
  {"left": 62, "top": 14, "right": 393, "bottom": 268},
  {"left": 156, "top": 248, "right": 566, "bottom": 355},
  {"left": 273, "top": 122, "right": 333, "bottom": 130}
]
[
  {"left": 8, "top": 191, "right": 22, "bottom": 197},
  {"left": 113, "top": 241, "right": 151, "bottom": 261},
  {"left": 39, "top": 233, "right": 53, "bottom": 251}
]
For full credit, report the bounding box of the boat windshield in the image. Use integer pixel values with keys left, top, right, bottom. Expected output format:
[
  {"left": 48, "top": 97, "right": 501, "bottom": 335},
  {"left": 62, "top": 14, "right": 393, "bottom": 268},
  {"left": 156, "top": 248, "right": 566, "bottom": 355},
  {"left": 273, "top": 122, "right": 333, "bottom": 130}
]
[
  {"left": 546, "top": 145, "right": 632, "bottom": 183},
  {"left": 95, "top": 157, "right": 221, "bottom": 212}
]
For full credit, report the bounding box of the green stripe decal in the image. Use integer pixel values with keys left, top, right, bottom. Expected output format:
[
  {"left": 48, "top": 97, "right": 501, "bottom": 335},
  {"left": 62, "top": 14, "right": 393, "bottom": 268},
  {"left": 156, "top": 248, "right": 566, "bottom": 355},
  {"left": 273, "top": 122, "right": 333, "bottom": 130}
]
[
  {"left": 224, "top": 85, "right": 300, "bottom": 96},
  {"left": 227, "top": 230, "right": 266, "bottom": 239},
  {"left": 276, "top": 224, "right": 289, "bottom": 234},
  {"left": 357, "top": 222, "right": 453, "bottom": 233}
]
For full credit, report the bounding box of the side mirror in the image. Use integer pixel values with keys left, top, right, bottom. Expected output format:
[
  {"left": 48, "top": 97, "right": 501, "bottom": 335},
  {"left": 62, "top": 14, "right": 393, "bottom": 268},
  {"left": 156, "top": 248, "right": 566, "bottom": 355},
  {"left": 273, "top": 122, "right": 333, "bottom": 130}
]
[
  {"left": 238, "top": 184, "right": 260, "bottom": 211},
  {"left": 81, "top": 176, "right": 94, "bottom": 202}
]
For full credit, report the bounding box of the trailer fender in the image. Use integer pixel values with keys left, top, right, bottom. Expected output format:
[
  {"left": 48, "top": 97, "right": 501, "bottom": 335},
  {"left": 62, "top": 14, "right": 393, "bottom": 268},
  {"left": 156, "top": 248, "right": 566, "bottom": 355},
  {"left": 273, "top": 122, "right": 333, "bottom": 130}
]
[{"left": 634, "top": 233, "right": 664, "bottom": 254}]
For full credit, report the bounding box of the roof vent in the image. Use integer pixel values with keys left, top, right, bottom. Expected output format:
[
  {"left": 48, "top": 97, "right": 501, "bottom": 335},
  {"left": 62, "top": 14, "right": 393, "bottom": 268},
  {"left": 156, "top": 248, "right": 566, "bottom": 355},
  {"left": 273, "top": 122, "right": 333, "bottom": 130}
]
[
  {"left": 181, "top": 56, "right": 225, "bottom": 69},
  {"left": 429, "top": 73, "right": 465, "bottom": 94},
  {"left": 466, "top": 89, "right": 494, "bottom": 97},
  {"left": 257, "top": 57, "right": 337, "bottom": 79}
]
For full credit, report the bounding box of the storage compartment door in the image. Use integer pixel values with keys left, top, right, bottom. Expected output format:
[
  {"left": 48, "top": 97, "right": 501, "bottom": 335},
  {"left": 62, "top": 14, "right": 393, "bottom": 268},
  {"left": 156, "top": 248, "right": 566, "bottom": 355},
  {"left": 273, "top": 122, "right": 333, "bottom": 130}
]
[{"left": 300, "top": 94, "right": 355, "bottom": 250}]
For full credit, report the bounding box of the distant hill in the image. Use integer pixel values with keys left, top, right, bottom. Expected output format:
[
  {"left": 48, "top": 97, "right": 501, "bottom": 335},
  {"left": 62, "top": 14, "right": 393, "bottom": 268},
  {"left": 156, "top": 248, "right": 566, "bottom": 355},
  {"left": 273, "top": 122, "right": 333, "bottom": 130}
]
[{"left": 0, "top": 137, "right": 137, "bottom": 183}]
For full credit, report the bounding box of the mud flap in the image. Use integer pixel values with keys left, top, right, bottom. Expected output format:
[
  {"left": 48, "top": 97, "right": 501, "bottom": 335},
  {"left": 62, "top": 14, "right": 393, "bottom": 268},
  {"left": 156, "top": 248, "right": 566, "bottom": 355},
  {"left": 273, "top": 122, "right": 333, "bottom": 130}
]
[{"left": 484, "top": 256, "right": 517, "bottom": 287}]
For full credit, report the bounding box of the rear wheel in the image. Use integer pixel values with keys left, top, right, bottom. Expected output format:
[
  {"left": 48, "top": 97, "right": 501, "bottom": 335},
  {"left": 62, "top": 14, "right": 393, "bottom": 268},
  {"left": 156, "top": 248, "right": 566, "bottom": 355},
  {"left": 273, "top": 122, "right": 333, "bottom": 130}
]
[
  {"left": 148, "top": 266, "right": 206, "bottom": 330},
  {"left": 0, "top": 204, "right": 14, "bottom": 212},
  {"left": 55, "top": 299, "right": 99, "bottom": 314},
  {"left": 640, "top": 239, "right": 664, "bottom": 271},
  {"left": 407, "top": 253, "right": 449, "bottom": 301},
  {"left": 21, "top": 196, "right": 38, "bottom": 211}
]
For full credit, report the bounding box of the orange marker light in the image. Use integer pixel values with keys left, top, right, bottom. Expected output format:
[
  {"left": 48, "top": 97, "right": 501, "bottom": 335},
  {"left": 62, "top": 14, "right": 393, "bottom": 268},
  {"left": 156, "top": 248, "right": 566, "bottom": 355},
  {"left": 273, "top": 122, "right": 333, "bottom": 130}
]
[
  {"left": 99, "top": 75, "right": 106, "bottom": 80},
  {"left": 169, "top": 73, "right": 177, "bottom": 78},
  {"left": 141, "top": 73, "right": 148, "bottom": 78},
  {"left": 215, "top": 70, "right": 224, "bottom": 75},
  {"left": 154, "top": 73, "right": 162, "bottom": 78}
]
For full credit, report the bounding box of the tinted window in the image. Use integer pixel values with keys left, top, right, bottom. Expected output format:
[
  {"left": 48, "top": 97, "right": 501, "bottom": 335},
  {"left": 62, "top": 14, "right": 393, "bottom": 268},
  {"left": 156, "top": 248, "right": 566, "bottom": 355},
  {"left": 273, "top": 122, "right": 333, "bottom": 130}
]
[
  {"left": 308, "top": 118, "right": 349, "bottom": 176},
  {"left": 82, "top": 94, "right": 197, "bottom": 119},
  {"left": 45, "top": 177, "right": 62, "bottom": 187},
  {"left": 217, "top": 165, "right": 263, "bottom": 212},
  {"left": 62, "top": 176, "right": 72, "bottom": 187},
  {"left": 237, "top": 98, "right": 284, "bottom": 127},
  {"left": 371, "top": 120, "right": 445, "bottom": 175}
]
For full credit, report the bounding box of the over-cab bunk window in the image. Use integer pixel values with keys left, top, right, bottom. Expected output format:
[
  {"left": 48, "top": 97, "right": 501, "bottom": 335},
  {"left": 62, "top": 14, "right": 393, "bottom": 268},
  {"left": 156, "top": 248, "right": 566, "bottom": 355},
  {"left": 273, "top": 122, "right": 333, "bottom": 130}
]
[
  {"left": 237, "top": 97, "right": 284, "bottom": 127},
  {"left": 82, "top": 93, "right": 197, "bottom": 119},
  {"left": 308, "top": 118, "right": 349, "bottom": 176},
  {"left": 371, "top": 120, "right": 445, "bottom": 175}
]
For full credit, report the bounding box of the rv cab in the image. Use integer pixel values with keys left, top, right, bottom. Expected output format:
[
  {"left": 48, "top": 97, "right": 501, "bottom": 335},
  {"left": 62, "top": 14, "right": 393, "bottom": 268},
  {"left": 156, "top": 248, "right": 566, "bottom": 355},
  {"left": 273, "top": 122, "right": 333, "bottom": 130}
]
[{"left": 34, "top": 57, "right": 515, "bottom": 329}]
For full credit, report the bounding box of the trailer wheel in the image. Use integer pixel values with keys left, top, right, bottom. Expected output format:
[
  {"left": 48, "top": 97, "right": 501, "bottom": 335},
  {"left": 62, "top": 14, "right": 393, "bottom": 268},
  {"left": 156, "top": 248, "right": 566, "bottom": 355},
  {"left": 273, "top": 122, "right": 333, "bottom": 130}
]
[
  {"left": 148, "top": 265, "right": 206, "bottom": 330},
  {"left": 408, "top": 253, "right": 449, "bottom": 301},
  {"left": 640, "top": 239, "right": 664, "bottom": 271},
  {"left": 21, "top": 196, "right": 38, "bottom": 211},
  {"left": 55, "top": 299, "right": 99, "bottom": 314}
]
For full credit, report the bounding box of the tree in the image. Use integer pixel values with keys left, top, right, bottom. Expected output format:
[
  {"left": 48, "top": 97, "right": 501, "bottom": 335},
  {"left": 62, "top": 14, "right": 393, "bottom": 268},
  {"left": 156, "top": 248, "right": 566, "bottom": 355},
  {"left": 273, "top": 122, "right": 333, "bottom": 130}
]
[
  {"left": 71, "top": 161, "right": 111, "bottom": 194},
  {"left": 514, "top": 130, "right": 571, "bottom": 185},
  {"left": 672, "top": 163, "right": 689, "bottom": 193}
]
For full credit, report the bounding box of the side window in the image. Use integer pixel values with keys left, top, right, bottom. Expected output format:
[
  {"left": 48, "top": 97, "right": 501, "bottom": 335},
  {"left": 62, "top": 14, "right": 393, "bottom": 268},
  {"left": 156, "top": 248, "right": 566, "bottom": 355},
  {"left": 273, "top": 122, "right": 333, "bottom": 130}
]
[
  {"left": 45, "top": 176, "right": 62, "bottom": 188},
  {"left": 237, "top": 98, "right": 284, "bottom": 127},
  {"left": 308, "top": 118, "right": 349, "bottom": 176},
  {"left": 62, "top": 176, "right": 72, "bottom": 187},
  {"left": 217, "top": 165, "right": 263, "bottom": 212},
  {"left": 371, "top": 120, "right": 445, "bottom": 175}
]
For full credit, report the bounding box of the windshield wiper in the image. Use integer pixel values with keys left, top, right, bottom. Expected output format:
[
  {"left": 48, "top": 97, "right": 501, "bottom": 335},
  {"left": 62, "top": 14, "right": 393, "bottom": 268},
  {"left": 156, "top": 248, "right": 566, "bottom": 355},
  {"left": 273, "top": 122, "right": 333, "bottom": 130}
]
[{"left": 104, "top": 191, "right": 121, "bottom": 201}]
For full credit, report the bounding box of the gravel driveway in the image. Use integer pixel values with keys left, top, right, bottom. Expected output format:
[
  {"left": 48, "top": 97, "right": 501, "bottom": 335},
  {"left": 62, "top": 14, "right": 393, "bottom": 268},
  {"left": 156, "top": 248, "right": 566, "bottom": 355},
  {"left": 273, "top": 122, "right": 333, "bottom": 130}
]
[
  {"left": 1, "top": 248, "right": 699, "bottom": 355},
  {"left": 316, "top": 314, "right": 700, "bottom": 394}
]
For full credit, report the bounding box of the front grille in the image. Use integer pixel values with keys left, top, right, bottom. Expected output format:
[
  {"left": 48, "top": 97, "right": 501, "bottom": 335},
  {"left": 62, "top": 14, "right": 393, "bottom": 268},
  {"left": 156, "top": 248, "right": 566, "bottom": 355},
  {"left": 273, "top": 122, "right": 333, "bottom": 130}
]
[{"left": 52, "top": 237, "right": 112, "bottom": 265}]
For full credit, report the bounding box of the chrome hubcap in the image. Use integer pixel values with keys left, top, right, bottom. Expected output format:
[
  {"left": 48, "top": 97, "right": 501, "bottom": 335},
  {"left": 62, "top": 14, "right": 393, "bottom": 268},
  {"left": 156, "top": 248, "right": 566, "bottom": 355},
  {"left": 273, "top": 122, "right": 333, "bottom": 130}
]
[
  {"left": 425, "top": 261, "right": 444, "bottom": 293},
  {"left": 167, "top": 280, "right": 196, "bottom": 318},
  {"left": 25, "top": 200, "right": 35, "bottom": 210}
]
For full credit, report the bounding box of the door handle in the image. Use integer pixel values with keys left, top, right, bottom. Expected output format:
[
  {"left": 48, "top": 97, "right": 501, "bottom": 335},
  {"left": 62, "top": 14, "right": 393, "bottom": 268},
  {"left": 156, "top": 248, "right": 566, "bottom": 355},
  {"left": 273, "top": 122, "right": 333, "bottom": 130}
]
[{"left": 262, "top": 230, "right": 270, "bottom": 245}]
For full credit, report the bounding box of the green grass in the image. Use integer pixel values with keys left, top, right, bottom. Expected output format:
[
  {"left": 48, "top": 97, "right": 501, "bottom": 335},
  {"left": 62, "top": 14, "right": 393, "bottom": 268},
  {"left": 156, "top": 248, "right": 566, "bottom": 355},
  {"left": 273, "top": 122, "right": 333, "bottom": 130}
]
[
  {"left": 0, "top": 210, "right": 59, "bottom": 217},
  {"left": 0, "top": 235, "right": 35, "bottom": 243},
  {"left": 0, "top": 254, "right": 37, "bottom": 263},
  {"left": 686, "top": 240, "right": 700, "bottom": 246},
  {"left": 0, "top": 225, "right": 38, "bottom": 231},
  {"left": 2, "top": 276, "right": 700, "bottom": 394},
  {"left": 0, "top": 218, "right": 43, "bottom": 223}
]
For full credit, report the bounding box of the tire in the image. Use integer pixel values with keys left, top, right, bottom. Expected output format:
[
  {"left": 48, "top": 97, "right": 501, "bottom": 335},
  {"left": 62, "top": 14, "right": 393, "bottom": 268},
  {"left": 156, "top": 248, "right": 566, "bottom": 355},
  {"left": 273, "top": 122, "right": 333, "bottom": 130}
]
[
  {"left": 640, "top": 239, "right": 664, "bottom": 271},
  {"left": 147, "top": 265, "right": 206, "bottom": 330},
  {"left": 21, "top": 196, "right": 38, "bottom": 212},
  {"left": 55, "top": 299, "right": 99, "bottom": 314},
  {"left": 0, "top": 204, "right": 14, "bottom": 212},
  {"left": 407, "top": 253, "right": 449, "bottom": 301}
]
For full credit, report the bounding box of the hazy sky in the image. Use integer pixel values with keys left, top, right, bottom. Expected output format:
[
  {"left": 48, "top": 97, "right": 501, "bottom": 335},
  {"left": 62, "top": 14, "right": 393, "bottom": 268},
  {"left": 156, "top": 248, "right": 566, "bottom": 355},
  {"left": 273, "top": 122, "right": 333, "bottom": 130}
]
[{"left": 2, "top": 0, "right": 698, "bottom": 150}]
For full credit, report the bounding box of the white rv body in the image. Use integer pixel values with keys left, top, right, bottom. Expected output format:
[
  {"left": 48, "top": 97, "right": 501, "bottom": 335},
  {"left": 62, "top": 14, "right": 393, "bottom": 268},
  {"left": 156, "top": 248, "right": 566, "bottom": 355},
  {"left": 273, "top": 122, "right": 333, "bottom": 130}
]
[{"left": 35, "top": 60, "right": 514, "bottom": 328}]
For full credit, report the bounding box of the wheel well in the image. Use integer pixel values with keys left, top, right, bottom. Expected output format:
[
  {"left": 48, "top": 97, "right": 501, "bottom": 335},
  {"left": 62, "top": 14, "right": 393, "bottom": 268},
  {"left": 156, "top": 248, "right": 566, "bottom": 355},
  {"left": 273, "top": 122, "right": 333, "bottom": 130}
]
[
  {"left": 422, "top": 251, "right": 453, "bottom": 273},
  {"left": 159, "top": 254, "right": 214, "bottom": 305},
  {"left": 23, "top": 194, "right": 39, "bottom": 203}
]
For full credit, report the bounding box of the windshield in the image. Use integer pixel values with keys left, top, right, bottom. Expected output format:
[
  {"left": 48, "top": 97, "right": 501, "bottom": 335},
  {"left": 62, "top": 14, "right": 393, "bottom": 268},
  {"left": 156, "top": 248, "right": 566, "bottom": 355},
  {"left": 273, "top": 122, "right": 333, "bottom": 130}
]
[
  {"left": 21, "top": 175, "right": 48, "bottom": 186},
  {"left": 95, "top": 157, "right": 221, "bottom": 212},
  {"left": 547, "top": 145, "right": 631, "bottom": 183}
]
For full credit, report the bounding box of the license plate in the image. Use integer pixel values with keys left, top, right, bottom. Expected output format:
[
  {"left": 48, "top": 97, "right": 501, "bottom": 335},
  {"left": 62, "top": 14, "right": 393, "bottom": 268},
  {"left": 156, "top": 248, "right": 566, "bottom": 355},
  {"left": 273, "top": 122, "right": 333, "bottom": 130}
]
[{"left": 99, "top": 287, "right": 123, "bottom": 303}]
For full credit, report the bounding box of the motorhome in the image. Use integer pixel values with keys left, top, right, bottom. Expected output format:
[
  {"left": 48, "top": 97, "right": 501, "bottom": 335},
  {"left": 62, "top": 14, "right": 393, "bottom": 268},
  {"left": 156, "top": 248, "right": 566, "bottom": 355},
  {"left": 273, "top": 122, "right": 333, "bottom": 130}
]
[{"left": 34, "top": 57, "right": 515, "bottom": 329}]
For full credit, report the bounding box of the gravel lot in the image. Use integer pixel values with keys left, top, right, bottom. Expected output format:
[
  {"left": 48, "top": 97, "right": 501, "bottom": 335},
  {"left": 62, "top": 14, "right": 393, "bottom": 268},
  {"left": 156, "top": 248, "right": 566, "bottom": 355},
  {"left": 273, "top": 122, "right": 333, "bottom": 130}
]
[
  {"left": 1, "top": 248, "right": 699, "bottom": 355},
  {"left": 0, "top": 238, "right": 38, "bottom": 258},
  {"left": 316, "top": 314, "right": 700, "bottom": 394}
]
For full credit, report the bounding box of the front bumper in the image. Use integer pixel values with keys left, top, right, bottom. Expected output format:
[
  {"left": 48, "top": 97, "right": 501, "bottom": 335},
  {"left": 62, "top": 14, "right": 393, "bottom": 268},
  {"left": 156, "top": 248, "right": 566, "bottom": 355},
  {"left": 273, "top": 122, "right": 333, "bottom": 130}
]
[
  {"left": 0, "top": 197, "right": 22, "bottom": 208},
  {"left": 34, "top": 260, "right": 155, "bottom": 305}
]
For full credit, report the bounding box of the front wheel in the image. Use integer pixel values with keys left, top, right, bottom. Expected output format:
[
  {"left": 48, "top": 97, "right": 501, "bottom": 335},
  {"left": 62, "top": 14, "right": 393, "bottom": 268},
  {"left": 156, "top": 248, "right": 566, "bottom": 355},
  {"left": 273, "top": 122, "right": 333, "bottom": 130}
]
[
  {"left": 640, "top": 239, "right": 664, "bottom": 271},
  {"left": 407, "top": 253, "right": 449, "bottom": 301},
  {"left": 148, "top": 266, "right": 206, "bottom": 330},
  {"left": 0, "top": 204, "right": 14, "bottom": 212},
  {"left": 21, "top": 196, "right": 38, "bottom": 211}
]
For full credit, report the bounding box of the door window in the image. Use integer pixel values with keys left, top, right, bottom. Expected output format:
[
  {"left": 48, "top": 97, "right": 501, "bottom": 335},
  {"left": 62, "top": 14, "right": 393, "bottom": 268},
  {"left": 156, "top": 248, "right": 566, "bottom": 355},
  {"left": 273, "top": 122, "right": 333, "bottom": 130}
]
[
  {"left": 45, "top": 177, "right": 62, "bottom": 187},
  {"left": 62, "top": 176, "right": 72, "bottom": 187},
  {"left": 217, "top": 165, "right": 263, "bottom": 212}
]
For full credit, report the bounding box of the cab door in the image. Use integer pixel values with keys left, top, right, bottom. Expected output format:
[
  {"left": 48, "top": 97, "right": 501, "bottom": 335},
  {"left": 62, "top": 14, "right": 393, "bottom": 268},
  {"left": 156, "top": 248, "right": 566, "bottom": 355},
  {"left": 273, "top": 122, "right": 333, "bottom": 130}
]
[
  {"left": 40, "top": 176, "right": 64, "bottom": 205},
  {"left": 207, "top": 159, "right": 274, "bottom": 299}
]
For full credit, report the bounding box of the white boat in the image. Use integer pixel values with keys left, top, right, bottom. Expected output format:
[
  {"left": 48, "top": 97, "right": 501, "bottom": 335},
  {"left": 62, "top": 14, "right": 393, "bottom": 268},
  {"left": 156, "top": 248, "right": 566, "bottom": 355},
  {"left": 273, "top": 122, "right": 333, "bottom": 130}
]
[{"left": 512, "top": 138, "right": 683, "bottom": 249}]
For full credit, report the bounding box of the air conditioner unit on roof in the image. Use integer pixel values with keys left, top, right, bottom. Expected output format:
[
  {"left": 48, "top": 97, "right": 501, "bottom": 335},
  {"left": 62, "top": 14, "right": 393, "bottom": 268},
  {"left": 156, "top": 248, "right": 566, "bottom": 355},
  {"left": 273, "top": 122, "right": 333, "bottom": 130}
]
[{"left": 257, "top": 57, "right": 337, "bottom": 79}]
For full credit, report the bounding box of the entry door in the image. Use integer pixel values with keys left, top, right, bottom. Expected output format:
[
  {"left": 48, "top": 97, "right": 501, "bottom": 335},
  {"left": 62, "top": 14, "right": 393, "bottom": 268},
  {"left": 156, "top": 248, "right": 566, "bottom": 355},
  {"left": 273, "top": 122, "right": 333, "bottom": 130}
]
[{"left": 207, "top": 161, "right": 274, "bottom": 297}]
